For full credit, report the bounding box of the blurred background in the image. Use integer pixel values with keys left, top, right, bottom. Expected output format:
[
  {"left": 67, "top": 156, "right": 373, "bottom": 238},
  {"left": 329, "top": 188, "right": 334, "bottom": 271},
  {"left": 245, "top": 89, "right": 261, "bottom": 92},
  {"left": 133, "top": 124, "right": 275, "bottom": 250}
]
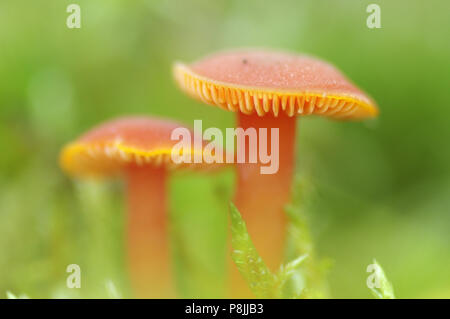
[{"left": 0, "top": 0, "right": 449, "bottom": 298}]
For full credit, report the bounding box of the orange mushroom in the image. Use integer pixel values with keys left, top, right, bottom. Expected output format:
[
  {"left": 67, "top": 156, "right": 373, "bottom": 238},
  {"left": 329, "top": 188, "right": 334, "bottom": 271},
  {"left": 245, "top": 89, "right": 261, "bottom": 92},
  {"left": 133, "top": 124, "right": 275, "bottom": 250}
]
[
  {"left": 60, "top": 116, "right": 224, "bottom": 298},
  {"left": 173, "top": 49, "right": 378, "bottom": 296}
]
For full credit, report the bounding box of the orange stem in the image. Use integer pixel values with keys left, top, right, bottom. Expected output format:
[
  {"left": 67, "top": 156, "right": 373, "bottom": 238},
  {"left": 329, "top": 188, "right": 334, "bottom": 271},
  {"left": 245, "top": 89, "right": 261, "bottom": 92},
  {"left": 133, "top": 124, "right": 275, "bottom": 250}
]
[
  {"left": 231, "top": 113, "right": 296, "bottom": 297},
  {"left": 126, "top": 165, "right": 174, "bottom": 298}
]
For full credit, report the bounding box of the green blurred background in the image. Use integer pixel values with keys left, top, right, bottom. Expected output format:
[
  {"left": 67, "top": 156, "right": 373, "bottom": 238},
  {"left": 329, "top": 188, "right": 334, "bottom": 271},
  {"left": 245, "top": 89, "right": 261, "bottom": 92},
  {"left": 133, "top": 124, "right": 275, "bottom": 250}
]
[{"left": 1, "top": 0, "right": 449, "bottom": 298}]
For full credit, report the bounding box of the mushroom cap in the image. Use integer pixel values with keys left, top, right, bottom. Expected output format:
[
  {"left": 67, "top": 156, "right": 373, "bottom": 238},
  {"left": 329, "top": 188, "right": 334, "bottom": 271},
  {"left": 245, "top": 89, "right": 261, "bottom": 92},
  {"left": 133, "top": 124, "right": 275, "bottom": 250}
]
[
  {"left": 60, "top": 117, "right": 224, "bottom": 178},
  {"left": 173, "top": 49, "right": 378, "bottom": 119}
]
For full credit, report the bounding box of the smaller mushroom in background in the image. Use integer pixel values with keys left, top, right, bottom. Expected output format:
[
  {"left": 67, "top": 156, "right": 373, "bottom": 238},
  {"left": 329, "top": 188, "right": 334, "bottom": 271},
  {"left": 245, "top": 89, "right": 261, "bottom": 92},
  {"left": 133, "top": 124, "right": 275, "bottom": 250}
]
[
  {"left": 173, "top": 49, "right": 379, "bottom": 297},
  {"left": 60, "top": 116, "right": 226, "bottom": 298}
]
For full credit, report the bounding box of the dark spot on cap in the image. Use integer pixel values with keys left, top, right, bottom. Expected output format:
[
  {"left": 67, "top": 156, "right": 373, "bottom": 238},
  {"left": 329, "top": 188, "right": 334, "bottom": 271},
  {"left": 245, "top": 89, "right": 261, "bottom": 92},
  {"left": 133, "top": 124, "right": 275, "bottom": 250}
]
[{"left": 242, "top": 59, "right": 248, "bottom": 64}]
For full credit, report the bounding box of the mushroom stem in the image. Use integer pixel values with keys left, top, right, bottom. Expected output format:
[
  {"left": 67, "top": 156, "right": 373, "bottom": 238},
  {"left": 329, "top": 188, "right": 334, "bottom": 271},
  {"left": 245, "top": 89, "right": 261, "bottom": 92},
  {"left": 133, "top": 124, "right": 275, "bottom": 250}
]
[
  {"left": 231, "top": 112, "right": 296, "bottom": 296},
  {"left": 126, "top": 165, "right": 174, "bottom": 298}
]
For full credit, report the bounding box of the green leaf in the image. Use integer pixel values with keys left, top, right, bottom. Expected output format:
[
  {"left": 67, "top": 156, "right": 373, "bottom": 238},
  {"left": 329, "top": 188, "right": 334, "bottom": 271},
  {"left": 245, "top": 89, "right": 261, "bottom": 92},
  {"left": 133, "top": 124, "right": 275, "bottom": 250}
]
[
  {"left": 275, "top": 254, "right": 308, "bottom": 297},
  {"left": 6, "top": 291, "right": 29, "bottom": 299},
  {"left": 283, "top": 177, "right": 331, "bottom": 298},
  {"left": 229, "top": 203, "right": 275, "bottom": 298},
  {"left": 6, "top": 291, "right": 17, "bottom": 299},
  {"left": 229, "top": 203, "right": 311, "bottom": 298},
  {"left": 105, "top": 280, "right": 121, "bottom": 299},
  {"left": 368, "top": 259, "right": 395, "bottom": 299}
]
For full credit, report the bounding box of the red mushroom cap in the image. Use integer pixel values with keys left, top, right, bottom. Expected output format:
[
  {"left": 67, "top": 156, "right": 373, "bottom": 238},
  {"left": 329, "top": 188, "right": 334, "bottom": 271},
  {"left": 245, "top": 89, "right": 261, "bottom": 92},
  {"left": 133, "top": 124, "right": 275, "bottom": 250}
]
[
  {"left": 174, "top": 49, "right": 378, "bottom": 119},
  {"left": 60, "top": 117, "right": 224, "bottom": 177}
]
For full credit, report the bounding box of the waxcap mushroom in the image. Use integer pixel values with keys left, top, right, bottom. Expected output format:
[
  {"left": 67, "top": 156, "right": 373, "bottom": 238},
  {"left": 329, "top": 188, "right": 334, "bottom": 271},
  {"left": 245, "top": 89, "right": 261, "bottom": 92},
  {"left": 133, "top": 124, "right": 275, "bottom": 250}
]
[
  {"left": 174, "top": 49, "right": 378, "bottom": 119},
  {"left": 173, "top": 49, "right": 379, "bottom": 297},
  {"left": 59, "top": 116, "right": 227, "bottom": 298}
]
